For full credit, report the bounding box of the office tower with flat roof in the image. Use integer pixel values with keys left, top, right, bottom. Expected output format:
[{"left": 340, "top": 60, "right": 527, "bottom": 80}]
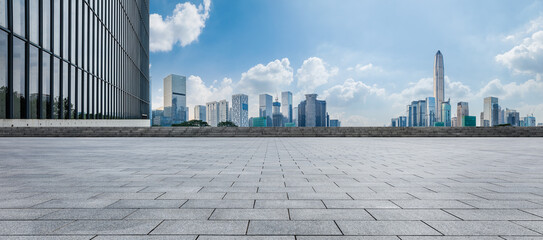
[
  {"left": 0, "top": 0, "right": 150, "bottom": 126},
  {"left": 259, "top": 94, "right": 272, "bottom": 127},
  {"left": 426, "top": 97, "right": 436, "bottom": 127},
  {"left": 442, "top": 100, "right": 451, "bottom": 127},
  {"left": 523, "top": 115, "right": 536, "bottom": 127},
  {"left": 462, "top": 116, "right": 476, "bottom": 127},
  {"left": 218, "top": 100, "right": 229, "bottom": 123},
  {"left": 231, "top": 94, "right": 248, "bottom": 127},
  {"left": 194, "top": 105, "right": 206, "bottom": 122},
  {"left": 408, "top": 99, "right": 427, "bottom": 127},
  {"left": 452, "top": 117, "right": 458, "bottom": 127},
  {"left": 164, "top": 75, "right": 187, "bottom": 125},
  {"left": 206, "top": 101, "right": 219, "bottom": 127},
  {"left": 281, "top": 91, "right": 293, "bottom": 123},
  {"left": 457, "top": 102, "right": 469, "bottom": 127},
  {"left": 484, "top": 97, "right": 499, "bottom": 126},
  {"left": 506, "top": 109, "right": 520, "bottom": 126},
  {"left": 272, "top": 98, "right": 282, "bottom": 127},
  {"left": 292, "top": 106, "right": 298, "bottom": 126},
  {"left": 298, "top": 94, "right": 327, "bottom": 127},
  {"left": 330, "top": 119, "right": 341, "bottom": 127},
  {"left": 434, "top": 51, "right": 445, "bottom": 122}
]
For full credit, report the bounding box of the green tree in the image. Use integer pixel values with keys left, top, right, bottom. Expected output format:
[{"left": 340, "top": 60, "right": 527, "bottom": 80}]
[
  {"left": 217, "top": 121, "right": 238, "bottom": 127},
  {"left": 172, "top": 120, "right": 210, "bottom": 127}
]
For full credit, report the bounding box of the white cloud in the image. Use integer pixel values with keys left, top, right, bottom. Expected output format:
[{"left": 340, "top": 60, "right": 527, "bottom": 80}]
[
  {"left": 150, "top": 0, "right": 211, "bottom": 52},
  {"left": 322, "top": 78, "right": 385, "bottom": 103},
  {"left": 296, "top": 57, "right": 338, "bottom": 92},
  {"left": 184, "top": 75, "right": 233, "bottom": 119},
  {"left": 238, "top": 58, "right": 293, "bottom": 95},
  {"left": 477, "top": 78, "right": 543, "bottom": 101},
  {"left": 496, "top": 31, "right": 543, "bottom": 75}
]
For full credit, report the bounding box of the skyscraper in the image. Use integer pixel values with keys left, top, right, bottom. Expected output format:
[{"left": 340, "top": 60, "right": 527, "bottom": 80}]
[
  {"left": 272, "top": 98, "right": 282, "bottom": 127},
  {"left": 164, "top": 75, "right": 187, "bottom": 125},
  {"left": 281, "top": 91, "right": 293, "bottom": 123},
  {"left": 259, "top": 94, "right": 273, "bottom": 127},
  {"left": 426, "top": 97, "right": 436, "bottom": 127},
  {"left": 506, "top": 108, "right": 520, "bottom": 126},
  {"left": 218, "top": 100, "right": 229, "bottom": 123},
  {"left": 0, "top": 1, "right": 150, "bottom": 125},
  {"left": 231, "top": 94, "right": 249, "bottom": 127},
  {"left": 206, "top": 101, "right": 219, "bottom": 127},
  {"left": 194, "top": 105, "right": 206, "bottom": 122},
  {"left": 434, "top": 51, "right": 445, "bottom": 122},
  {"left": 457, "top": 102, "right": 469, "bottom": 127},
  {"left": 298, "top": 94, "right": 327, "bottom": 127},
  {"left": 442, "top": 100, "right": 451, "bottom": 127},
  {"left": 484, "top": 97, "right": 499, "bottom": 126}
]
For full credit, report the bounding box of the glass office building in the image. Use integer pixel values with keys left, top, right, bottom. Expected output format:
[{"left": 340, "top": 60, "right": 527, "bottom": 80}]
[{"left": 0, "top": 0, "right": 150, "bottom": 121}]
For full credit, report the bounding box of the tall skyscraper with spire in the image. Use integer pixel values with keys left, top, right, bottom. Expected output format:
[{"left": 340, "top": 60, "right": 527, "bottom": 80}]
[{"left": 433, "top": 51, "right": 445, "bottom": 122}]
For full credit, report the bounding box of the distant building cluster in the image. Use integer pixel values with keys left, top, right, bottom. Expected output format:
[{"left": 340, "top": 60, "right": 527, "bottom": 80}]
[
  {"left": 152, "top": 75, "right": 340, "bottom": 127},
  {"left": 391, "top": 51, "right": 537, "bottom": 127}
]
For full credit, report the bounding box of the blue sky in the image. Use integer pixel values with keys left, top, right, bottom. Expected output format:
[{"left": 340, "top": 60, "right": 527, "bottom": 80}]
[{"left": 149, "top": 0, "right": 543, "bottom": 126}]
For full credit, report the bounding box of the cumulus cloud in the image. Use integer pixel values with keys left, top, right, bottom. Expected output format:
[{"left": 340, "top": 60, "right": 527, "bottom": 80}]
[
  {"left": 388, "top": 77, "right": 472, "bottom": 108},
  {"left": 322, "top": 78, "right": 385, "bottom": 103},
  {"left": 496, "top": 31, "right": 543, "bottom": 75},
  {"left": 477, "top": 78, "right": 543, "bottom": 101},
  {"left": 187, "top": 75, "right": 233, "bottom": 107},
  {"left": 150, "top": 0, "right": 211, "bottom": 52},
  {"left": 238, "top": 58, "right": 293, "bottom": 95},
  {"left": 296, "top": 57, "right": 338, "bottom": 91}
]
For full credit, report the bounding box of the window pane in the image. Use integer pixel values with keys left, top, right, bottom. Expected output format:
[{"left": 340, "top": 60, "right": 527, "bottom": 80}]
[
  {"left": 42, "top": 53, "right": 51, "bottom": 119},
  {"left": 70, "top": 66, "right": 75, "bottom": 119},
  {"left": 62, "top": 62, "right": 68, "bottom": 119},
  {"left": 53, "top": 57, "right": 60, "bottom": 119},
  {"left": 0, "top": 0, "right": 6, "bottom": 27},
  {"left": 13, "top": 0, "right": 25, "bottom": 37},
  {"left": 80, "top": 71, "right": 85, "bottom": 118},
  {"left": 43, "top": 0, "right": 51, "bottom": 50},
  {"left": 12, "top": 38, "right": 26, "bottom": 119},
  {"left": 70, "top": 0, "right": 76, "bottom": 61},
  {"left": 54, "top": 0, "right": 60, "bottom": 55},
  {"left": 77, "top": 1, "right": 82, "bottom": 66},
  {"left": 0, "top": 31, "right": 6, "bottom": 118},
  {"left": 62, "top": 0, "right": 68, "bottom": 58},
  {"left": 29, "top": 46, "right": 39, "bottom": 119},
  {"left": 29, "top": 0, "right": 39, "bottom": 43}
]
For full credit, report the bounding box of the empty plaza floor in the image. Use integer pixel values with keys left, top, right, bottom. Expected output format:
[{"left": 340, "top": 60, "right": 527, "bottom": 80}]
[{"left": 0, "top": 137, "right": 543, "bottom": 239}]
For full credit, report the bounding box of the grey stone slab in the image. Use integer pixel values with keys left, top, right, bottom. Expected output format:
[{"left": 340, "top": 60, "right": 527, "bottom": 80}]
[
  {"left": 125, "top": 208, "right": 213, "bottom": 219},
  {"left": 32, "top": 199, "right": 119, "bottom": 209},
  {"left": 426, "top": 221, "right": 541, "bottom": 235},
  {"left": 0, "top": 237, "right": 93, "bottom": 240},
  {"left": 39, "top": 208, "right": 135, "bottom": 220},
  {"left": 348, "top": 192, "right": 415, "bottom": 200},
  {"left": 391, "top": 200, "right": 473, "bottom": 209},
  {"left": 139, "top": 186, "right": 202, "bottom": 193},
  {"left": 150, "top": 220, "right": 248, "bottom": 234},
  {"left": 367, "top": 209, "right": 459, "bottom": 220},
  {"left": 210, "top": 209, "right": 289, "bottom": 220},
  {"left": 200, "top": 187, "right": 257, "bottom": 193},
  {"left": 54, "top": 220, "right": 161, "bottom": 234},
  {"left": 445, "top": 209, "right": 543, "bottom": 220},
  {"left": 90, "top": 192, "right": 163, "bottom": 200},
  {"left": 0, "top": 198, "right": 50, "bottom": 208},
  {"left": 198, "top": 237, "right": 294, "bottom": 240},
  {"left": 93, "top": 236, "right": 196, "bottom": 240},
  {"left": 224, "top": 193, "right": 288, "bottom": 200},
  {"left": 247, "top": 220, "right": 342, "bottom": 235},
  {"left": 290, "top": 209, "right": 374, "bottom": 220},
  {"left": 0, "top": 209, "right": 57, "bottom": 220},
  {"left": 324, "top": 200, "right": 399, "bottom": 209},
  {"left": 255, "top": 200, "right": 325, "bottom": 208},
  {"left": 460, "top": 200, "right": 543, "bottom": 209},
  {"left": 524, "top": 209, "right": 543, "bottom": 218},
  {"left": 181, "top": 199, "right": 254, "bottom": 209},
  {"left": 400, "top": 237, "right": 502, "bottom": 240},
  {"left": 297, "top": 237, "right": 399, "bottom": 240},
  {"left": 158, "top": 192, "right": 226, "bottom": 200},
  {"left": 106, "top": 199, "right": 186, "bottom": 209},
  {"left": 288, "top": 192, "right": 352, "bottom": 200},
  {"left": 0, "top": 221, "right": 73, "bottom": 235},
  {"left": 336, "top": 220, "right": 441, "bottom": 235},
  {"left": 513, "top": 221, "right": 543, "bottom": 234}
]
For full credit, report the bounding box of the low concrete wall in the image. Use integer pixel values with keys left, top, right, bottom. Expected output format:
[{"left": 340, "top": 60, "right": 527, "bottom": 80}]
[
  {"left": 0, "top": 126, "right": 542, "bottom": 137},
  {"left": 0, "top": 119, "right": 151, "bottom": 127}
]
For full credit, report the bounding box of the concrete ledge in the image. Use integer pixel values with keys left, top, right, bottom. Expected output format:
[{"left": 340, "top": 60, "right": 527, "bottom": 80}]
[
  {"left": 0, "top": 119, "right": 151, "bottom": 127},
  {"left": 0, "top": 126, "right": 542, "bottom": 137}
]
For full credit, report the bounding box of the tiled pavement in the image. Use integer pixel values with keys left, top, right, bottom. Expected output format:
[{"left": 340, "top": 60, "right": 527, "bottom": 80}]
[{"left": 0, "top": 137, "right": 542, "bottom": 239}]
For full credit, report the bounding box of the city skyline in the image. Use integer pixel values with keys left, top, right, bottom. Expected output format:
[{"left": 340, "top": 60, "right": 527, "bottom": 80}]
[{"left": 149, "top": 0, "right": 543, "bottom": 126}]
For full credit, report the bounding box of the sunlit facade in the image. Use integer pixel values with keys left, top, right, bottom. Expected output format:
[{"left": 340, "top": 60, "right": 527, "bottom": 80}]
[{"left": 0, "top": 0, "right": 150, "bottom": 122}]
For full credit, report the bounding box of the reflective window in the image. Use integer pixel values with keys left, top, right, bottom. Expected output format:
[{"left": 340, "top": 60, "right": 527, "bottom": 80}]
[
  {"left": 0, "top": 31, "right": 6, "bottom": 118},
  {"left": 80, "top": 72, "right": 86, "bottom": 119},
  {"left": 62, "top": 61, "right": 68, "bottom": 119},
  {"left": 53, "top": 57, "right": 59, "bottom": 119},
  {"left": 13, "top": 0, "right": 25, "bottom": 37},
  {"left": 77, "top": 1, "right": 82, "bottom": 66},
  {"left": 70, "top": 66, "right": 75, "bottom": 119},
  {"left": 29, "top": 0, "right": 39, "bottom": 43},
  {"left": 54, "top": 0, "right": 60, "bottom": 54},
  {"left": 62, "top": 0, "right": 68, "bottom": 58},
  {"left": 13, "top": 38, "right": 26, "bottom": 119},
  {"left": 0, "top": 0, "right": 6, "bottom": 28},
  {"left": 29, "top": 46, "right": 39, "bottom": 119},
  {"left": 42, "top": 53, "right": 51, "bottom": 119},
  {"left": 70, "top": 1, "right": 76, "bottom": 61},
  {"left": 42, "top": 0, "right": 51, "bottom": 50}
]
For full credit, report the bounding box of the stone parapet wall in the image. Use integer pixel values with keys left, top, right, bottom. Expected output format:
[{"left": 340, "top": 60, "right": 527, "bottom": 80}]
[{"left": 0, "top": 127, "right": 542, "bottom": 137}]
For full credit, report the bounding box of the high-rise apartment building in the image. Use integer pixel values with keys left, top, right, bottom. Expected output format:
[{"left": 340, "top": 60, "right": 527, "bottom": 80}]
[
  {"left": 231, "top": 94, "right": 248, "bottom": 127},
  {"left": 0, "top": 1, "right": 150, "bottom": 126},
  {"left": 218, "top": 100, "right": 229, "bottom": 123},
  {"left": 259, "top": 94, "right": 272, "bottom": 127},
  {"left": 206, "top": 101, "right": 219, "bottom": 127},
  {"left": 292, "top": 106, "right": 298, "bottom": 126},
  {"left": 408, "top": 99, "right": 427, "bottom": 127},
  {"left": 457, "top": 102, "right": 469, "bottom": 127},
  {"left": 194, "top": 105, "right": 206, "bottom": 122},
  {"left": 441, "top": 100, "right": 451, "bottom": 127},
  {"left": 484, "top": 97, "right": 499, "bottom": 126},
  {"left": 298, "top": 94, "right": 326, "bottom": 127},
  {"left": 163, "top": 75, "right": 186, "bottom": 125},
  {"left": 434, "top": 51, "right": 445, "bottom": 122},
  {"left": 281, "top": 91, "right": 292, "bottom": 123}
]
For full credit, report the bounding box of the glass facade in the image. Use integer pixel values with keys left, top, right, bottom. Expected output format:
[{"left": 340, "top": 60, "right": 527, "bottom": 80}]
[{"left": 1, "top": 0, "right": 150, "bottom": 120}]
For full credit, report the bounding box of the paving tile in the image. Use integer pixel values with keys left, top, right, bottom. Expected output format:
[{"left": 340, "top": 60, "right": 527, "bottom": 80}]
[
  {"left": 39, "top": 209, "right": 135, "bottom": 220},
  {"left": 444, "top": 209, "right": 543, "bottom": 220},
  {"left": 150, "top": 220, "right": 248, "bottom": 234},
  {"left": 93, "top": 236, "right": 196, "bottom": 240},
  {"left": 90, "top": 192, "right": 163, "bottom": 200},
  {"left": 391, "top": 200, "right": 473, "bottom": 209},
  {"left": 247, "top": 220, "right": 342, "bottom": 235},
  {"left": 513, "top": 221, "right": 543, "bottom": 234},
  {"left": 297, "top": 237, "right": 399, "bottom": 240},
  {"left": 0, "top": 209, "right": 57, "bottom": 220},
  {"left": 324, "top": 200, "right": 399, "bottom": 209},
  {"left": 255, "top": 200, "right": 325, "bottom": 208},
  {"left": 210, "top": 209, "right": 289, "bottom": 220},
  {"left": 224, "top": 193, "right": 288, "bottom": 200},
  {"left": 181, "top": 199, "right": 254, "bottom": 209},
  {"left": 399, "top": 237, "right": 502, "bottom": 240},
  {"left": 158, "top": 192, "right": 226, "bottom": 200},
  {"left": 290, "top": 209, "right": 374, "bottom": 220},
  {"left": 54, "top": 220, "right": 161, "bottom": 234},
  {"left": 336, "top": 220, "right": 441, "bottom": 235},
  {"left": 367, "top": 209, "right": 459, "bottom": 220},
  {"left": 348, "top": 192, "right": 415, "bottom": 200},
  {"left": 0, "top": 236, "right": 93, "bottom": 240},
  {"left": 426, "top": 221, "right": 541, "bottom": 235},
  {"left": 198, "top": 237, "right": 294, "bottom": 240},
  {"left": 106, "top": 199, "right": 186, "bottom": 209},
  {"left": 32, "top": 199, "right": 118, "bottom": 209},
  {"left": 460, "top": 200, "right": 543, "bottom": 209},
  {"left": 0, "top": 221, "right": 73, "bottom": 235},
  {"left": 126, "top": 208, "right": 213, "bottom": 219},
  {"left": 288, "top": 192, "right": 352, "bottom": 200}
]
